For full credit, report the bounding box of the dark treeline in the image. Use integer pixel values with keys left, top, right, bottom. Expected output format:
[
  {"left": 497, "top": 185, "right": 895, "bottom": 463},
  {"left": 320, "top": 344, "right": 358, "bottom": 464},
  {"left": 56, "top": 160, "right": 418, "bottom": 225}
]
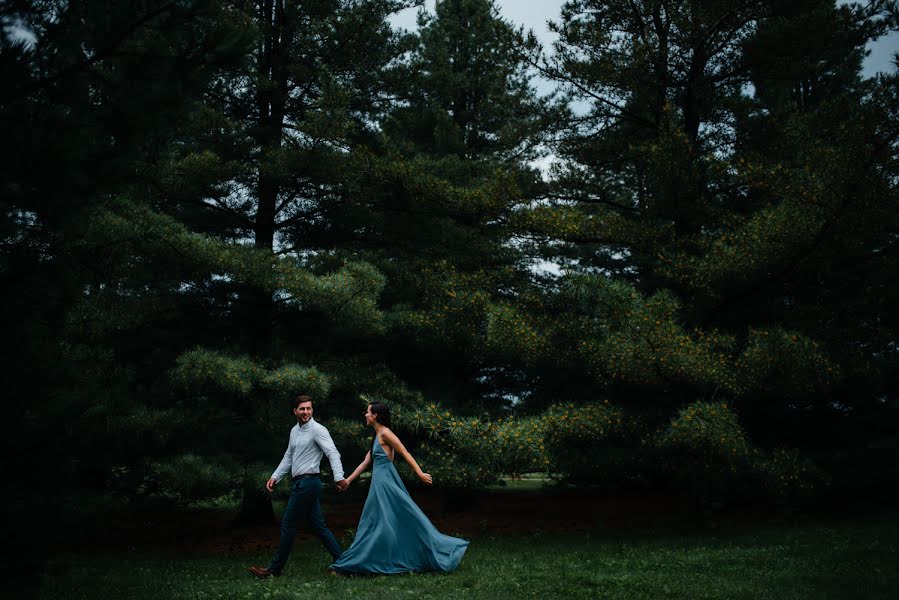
[{"left": 2, "top": 0, "right": 898, "bottom": 581}]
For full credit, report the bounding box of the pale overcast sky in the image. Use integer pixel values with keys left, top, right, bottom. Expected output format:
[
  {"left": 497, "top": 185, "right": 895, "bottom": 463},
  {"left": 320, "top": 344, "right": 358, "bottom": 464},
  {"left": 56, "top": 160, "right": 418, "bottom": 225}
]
[{"left": 391, "top": 0, "right": 899, "bottom": 79}]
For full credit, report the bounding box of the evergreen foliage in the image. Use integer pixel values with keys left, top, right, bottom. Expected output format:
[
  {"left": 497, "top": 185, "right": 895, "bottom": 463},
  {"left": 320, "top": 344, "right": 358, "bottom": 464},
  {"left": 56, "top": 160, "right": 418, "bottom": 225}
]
[
  {"left": 505, "top": 0, "right": 899, "bottom": 483},
  {"left": 2, "top": 1, "right": 898, "bottom": 576}
]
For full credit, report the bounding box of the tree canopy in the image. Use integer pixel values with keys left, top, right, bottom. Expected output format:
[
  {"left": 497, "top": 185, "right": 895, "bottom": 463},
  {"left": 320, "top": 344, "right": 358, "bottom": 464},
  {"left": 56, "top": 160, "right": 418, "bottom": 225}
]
[{"left": 2, "top": 0, "right": 898, "bottom": 576}]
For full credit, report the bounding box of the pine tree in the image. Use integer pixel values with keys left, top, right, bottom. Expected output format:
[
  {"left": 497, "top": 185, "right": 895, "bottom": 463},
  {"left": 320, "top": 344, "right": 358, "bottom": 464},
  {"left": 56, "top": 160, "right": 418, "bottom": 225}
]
[
  {"left": 1, "top": 0, "right": 251, "bottom": 577},
  {"left": 506, "top": 0, "right": 898, "bottom": 445},
  {"left": 143, "top": 0, "right": 413, "bottom": 522},
  {"left": 329, "top": 0, "right": 554, "bottom": 413}
]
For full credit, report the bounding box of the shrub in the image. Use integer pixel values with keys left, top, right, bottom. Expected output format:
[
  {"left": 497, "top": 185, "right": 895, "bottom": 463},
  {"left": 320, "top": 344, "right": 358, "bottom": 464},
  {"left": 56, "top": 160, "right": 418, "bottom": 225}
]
[
  {"left": 651, "top": 400, "right": 821, "bottom": 503},
  {"left": 543, "top": 402, "right": 636, "bottom": 485}
]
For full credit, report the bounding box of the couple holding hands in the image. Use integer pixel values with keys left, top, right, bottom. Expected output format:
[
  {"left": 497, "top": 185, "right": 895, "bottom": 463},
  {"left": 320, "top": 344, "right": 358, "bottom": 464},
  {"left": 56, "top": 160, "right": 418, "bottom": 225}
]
[{"left": 249, "top": 396, "right": 468, "bottom": 578}]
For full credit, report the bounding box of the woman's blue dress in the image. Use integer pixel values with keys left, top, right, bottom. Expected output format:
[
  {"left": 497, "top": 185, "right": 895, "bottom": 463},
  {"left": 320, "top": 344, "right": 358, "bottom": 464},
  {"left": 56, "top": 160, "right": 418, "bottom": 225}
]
[{"left": 329, "top": 435, "right": 469, "bottom": 574}]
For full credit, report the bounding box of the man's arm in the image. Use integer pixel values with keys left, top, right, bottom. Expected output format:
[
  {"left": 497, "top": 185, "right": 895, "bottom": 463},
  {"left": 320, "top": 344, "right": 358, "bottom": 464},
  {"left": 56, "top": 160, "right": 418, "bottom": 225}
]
[
  {"left": 268, "top": 432, "right": 294, "bottom": 491},
  {"left": 314, "top": 425, "right": 346, "bottom": 485}
]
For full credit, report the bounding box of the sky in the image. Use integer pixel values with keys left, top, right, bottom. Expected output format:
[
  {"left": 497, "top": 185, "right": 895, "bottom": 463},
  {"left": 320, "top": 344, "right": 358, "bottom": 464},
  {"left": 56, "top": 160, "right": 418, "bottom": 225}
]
[
  {"left": 390, "top": 0, "right": 899, "bottom": 79},
  {"left": 8, "top": 1, "right": 896, "bottom": 75}
]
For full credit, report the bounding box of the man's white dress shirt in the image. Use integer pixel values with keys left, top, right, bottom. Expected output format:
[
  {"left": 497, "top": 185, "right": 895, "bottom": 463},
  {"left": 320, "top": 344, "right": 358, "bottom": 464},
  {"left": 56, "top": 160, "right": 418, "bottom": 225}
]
[{"left": 271, "top": 418, "right": 345, "bottom": 483}]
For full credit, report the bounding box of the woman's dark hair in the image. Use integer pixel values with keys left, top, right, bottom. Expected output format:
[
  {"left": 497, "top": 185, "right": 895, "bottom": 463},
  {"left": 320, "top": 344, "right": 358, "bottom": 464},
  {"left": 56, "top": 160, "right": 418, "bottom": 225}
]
[{"left": 369, "top": 402, "right": 391, "bottom": 427}]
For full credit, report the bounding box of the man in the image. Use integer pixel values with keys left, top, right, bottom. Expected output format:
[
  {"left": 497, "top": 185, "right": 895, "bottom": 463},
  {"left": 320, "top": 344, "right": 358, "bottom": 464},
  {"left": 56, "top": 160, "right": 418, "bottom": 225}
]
[{"left": 249, "top": 395, "right": 348, "bottom": 578}]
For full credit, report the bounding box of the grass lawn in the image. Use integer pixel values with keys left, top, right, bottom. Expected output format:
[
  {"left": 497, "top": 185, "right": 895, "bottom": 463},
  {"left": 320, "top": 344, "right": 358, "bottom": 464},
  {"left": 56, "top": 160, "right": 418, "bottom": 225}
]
[
  {"left": 484, "top": 473, "right": 553, "bottom": 492},
  {"left": 39, "top": 511, "right": 899, "bottom": 600}
]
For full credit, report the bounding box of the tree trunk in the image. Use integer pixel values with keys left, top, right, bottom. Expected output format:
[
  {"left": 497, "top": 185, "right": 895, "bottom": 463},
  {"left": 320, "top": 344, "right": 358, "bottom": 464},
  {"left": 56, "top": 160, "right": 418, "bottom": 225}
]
[
  {"left": 247, "top": 0, "right": 291, "bottom": 356},
  {"left": 232, "top": 482, "right": 278, "bottom": 527}
]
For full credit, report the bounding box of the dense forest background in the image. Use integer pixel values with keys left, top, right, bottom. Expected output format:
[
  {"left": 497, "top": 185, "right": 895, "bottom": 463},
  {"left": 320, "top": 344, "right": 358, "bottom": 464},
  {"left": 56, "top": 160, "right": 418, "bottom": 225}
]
[{"left": 2, "top": 0, "right": 898, "bottom": 578}]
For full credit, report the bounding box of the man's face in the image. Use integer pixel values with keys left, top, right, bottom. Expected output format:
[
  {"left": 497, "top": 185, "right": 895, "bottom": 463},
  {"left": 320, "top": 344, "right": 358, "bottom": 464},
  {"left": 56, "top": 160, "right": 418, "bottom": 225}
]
[{"left": 294, "top": 401, "right": 313, "bottom": 424}]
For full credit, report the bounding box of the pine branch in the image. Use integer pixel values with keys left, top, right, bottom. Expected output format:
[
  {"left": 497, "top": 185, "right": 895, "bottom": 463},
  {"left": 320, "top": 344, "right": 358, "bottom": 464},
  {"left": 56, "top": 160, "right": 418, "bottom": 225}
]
[{"left": 18, "top": 2, "right": 179, "bottom": 96}]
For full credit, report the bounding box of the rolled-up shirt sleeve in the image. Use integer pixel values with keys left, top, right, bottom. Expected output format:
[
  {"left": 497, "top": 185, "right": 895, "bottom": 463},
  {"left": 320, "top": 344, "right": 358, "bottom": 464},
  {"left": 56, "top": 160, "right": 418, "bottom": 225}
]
[{"left": 315, "top": 425, "right": 345, "bottom": 482}]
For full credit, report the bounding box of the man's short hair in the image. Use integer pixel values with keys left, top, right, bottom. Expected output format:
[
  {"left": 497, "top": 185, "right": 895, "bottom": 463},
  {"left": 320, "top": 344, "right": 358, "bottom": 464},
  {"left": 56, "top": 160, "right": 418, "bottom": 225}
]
[{"left": 291, "top": 395, "right": 313, "bottom": 409}]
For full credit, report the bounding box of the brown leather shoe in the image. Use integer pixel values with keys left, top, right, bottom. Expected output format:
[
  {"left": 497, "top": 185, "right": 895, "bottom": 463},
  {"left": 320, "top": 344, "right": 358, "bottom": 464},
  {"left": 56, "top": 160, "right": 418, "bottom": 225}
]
[{"left": 249, "top": 566, "right": 275, "bottom": 579}]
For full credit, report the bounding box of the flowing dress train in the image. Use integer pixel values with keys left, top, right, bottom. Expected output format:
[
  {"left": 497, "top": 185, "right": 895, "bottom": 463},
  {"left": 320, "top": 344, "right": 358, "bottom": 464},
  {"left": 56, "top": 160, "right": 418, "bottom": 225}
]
[{"left": 329, "top": 435, "right": 469, "bottom": 574}]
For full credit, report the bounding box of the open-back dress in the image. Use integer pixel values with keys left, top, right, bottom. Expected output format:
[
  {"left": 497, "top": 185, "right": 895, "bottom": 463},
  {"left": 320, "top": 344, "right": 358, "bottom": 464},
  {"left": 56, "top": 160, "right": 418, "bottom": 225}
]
[{"left": 329, "top": 434, "right": 469, "bottom": 574}]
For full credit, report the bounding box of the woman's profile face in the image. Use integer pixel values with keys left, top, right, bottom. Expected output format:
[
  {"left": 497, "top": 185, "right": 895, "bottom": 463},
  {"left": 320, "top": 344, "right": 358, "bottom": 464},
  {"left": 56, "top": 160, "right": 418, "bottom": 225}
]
[{"left": 364, "top": 405, "right": 376, "bottom": 427}]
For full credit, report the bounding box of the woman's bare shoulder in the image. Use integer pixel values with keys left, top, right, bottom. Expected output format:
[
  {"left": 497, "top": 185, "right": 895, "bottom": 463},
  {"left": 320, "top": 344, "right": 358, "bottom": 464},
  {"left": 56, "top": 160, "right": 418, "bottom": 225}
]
[{"left": 380, "top": 427, "right": 403, "bottom": 443}]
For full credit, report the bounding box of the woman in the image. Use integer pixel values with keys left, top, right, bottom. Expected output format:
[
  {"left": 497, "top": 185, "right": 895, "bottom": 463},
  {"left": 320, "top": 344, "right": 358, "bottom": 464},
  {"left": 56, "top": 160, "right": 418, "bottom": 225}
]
[{"left": 330, "top": 402, "right": 469, "bottom": 574}]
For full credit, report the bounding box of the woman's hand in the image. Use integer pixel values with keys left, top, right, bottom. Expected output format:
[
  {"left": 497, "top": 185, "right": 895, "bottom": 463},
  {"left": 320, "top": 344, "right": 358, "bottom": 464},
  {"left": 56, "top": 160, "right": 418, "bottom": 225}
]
[{"left": 418, "top": 472, "right": 433, "bottom": 485}]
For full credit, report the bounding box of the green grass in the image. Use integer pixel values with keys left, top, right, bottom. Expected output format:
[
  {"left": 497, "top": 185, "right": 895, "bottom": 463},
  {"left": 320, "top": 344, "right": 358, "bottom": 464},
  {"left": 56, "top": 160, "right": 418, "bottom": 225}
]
[
  {"left": 39, "top": 512, "right": 899, "bottom": 600},
  {"left": 485, "top": 473, "right": 552, "bottom": 491}
]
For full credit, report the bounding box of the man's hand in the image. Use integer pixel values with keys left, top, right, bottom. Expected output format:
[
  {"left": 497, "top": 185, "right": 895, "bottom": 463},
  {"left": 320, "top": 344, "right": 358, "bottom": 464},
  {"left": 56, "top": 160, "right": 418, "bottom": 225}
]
[
  {"left": 335, "top": 479, "right": 349, "bottom": 492},
  {"left": 265, "top": 477, "right": 277, "bottom": 493}
]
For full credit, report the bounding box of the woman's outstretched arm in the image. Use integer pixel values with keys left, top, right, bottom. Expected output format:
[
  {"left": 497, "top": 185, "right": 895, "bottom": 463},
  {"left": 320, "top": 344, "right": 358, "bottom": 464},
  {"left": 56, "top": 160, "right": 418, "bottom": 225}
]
[
  {"left": 381, "top": 429, "right": 433, "bottom": 485},
  {"left": 345, "top": 451, "right": 372, "bottom": 486}
]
